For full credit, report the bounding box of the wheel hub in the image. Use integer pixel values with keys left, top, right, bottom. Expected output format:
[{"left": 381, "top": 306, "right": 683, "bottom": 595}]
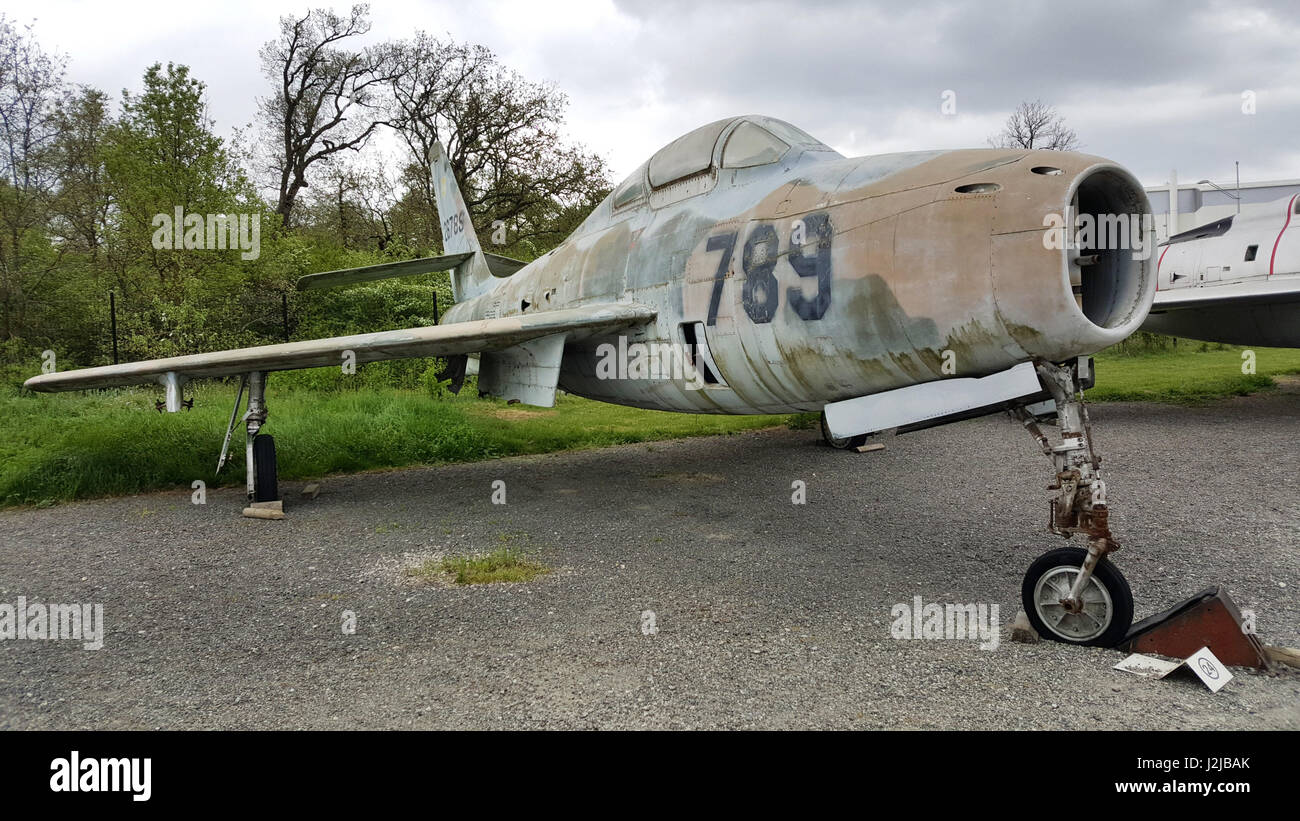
[{"left": 1034, "top": 564, "right": 1114, "bottom": 641}]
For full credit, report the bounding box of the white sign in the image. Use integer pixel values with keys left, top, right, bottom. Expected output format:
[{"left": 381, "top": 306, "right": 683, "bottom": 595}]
[
  {"left": 1186, "top": 646, "right": 1233, "bottom": 693},
  {"left": 1113, "top": 646, "right": 1233, "bottom": 693}
]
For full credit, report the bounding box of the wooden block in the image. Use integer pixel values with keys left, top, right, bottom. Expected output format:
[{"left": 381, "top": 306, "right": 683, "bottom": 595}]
[
  {"left": 1010, "top": 609, "right": 1040, "bottom": 644},
  {"left": 1264, "top": 646, "right": 1300, "bottom": 670},
  {"left": 301, "top": 483, "right": 320, "bottom": 499},
  {"left": 242, "top": 506, "right": 285, "bottom": 520},
  {"left": 249, "top": 500, "right": 283, "bottom": 511},
  {"left": 854, "top": 443, "right": 886, "bottom": 453}
]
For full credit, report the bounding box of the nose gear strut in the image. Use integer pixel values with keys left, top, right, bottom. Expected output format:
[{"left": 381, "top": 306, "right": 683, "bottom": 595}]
[{"left": 1013, "top": 358, "right": 1132, "bottom": 647}]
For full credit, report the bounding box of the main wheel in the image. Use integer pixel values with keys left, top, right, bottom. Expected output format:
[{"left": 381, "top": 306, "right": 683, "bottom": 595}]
[
  {"left": 820, "top": 411, "right": 867, "bottom": 450},
  {"left": 252, "top": 433, "right": 278, "bottom": 502},
  {"left": 1021, "top": 546, "right": 1133, "bottom": 647}
]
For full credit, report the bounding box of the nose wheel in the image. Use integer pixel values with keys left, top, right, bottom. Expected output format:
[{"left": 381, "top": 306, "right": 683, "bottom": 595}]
[{"left": 1022, "top": 546, "right": 1132, "bottom": 646}]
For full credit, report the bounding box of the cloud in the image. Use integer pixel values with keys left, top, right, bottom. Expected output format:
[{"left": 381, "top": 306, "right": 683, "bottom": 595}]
[{"left": 11, "top": 0, "right": 1298, "bottom": 185}]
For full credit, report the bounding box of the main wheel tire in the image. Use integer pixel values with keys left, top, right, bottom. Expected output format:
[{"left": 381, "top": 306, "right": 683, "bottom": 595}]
[
  {"left": 1021, "top": 546, "right": 1133, "bottom": 647},
  {"left": 252, "top": 433, "right": 278, "bottom": 503},
  {"left": 820, "top": 411, "right": 867, "bottom": 450}
]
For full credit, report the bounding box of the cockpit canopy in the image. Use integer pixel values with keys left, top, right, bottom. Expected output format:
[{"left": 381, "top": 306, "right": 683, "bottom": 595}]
[
  {"left": 647, "top": 115, "right": 834, "bottom": 188},
  {"left": 608, "top": 115, "right": 838, "bottom": 212}
]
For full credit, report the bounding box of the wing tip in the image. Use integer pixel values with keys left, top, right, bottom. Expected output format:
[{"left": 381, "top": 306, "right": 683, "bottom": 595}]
[{"left": 22, "top": 373, "right": 57, "bottom": 392}]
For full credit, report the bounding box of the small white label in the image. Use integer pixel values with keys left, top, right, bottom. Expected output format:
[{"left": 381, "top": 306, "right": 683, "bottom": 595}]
[{"left": 1187, "top": 646, "right": 1233, "bottom": 693}]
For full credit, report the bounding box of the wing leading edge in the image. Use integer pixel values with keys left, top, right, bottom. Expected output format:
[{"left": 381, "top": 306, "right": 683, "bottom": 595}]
[
  {"left": 24, "top": 303, "right": 655, "bottom": 393},
  {"left": 1151, "top": 276, "right": 1300, "bottom": 311}
]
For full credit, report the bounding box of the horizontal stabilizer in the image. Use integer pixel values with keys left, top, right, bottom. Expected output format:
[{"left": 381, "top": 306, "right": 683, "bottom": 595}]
[
  {"left": 484, "top": 253, "right": 528, "bottom": 277},
  {"left": 296, "top": 254, "right": 474, "bottom": 290}
]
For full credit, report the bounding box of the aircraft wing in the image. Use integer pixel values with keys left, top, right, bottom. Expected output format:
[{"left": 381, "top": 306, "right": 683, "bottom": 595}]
[
  {"left": 24, "top": 302, "right": 654, "bottom": 393},
  {"left": 1151, "top": 276, "right": 1300, "bottom": 311}
]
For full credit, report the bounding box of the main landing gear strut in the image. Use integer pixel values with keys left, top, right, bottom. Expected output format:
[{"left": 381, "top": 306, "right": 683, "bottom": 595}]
[
  {"left": 216, "top": 371, "right": 279, "bottom": 503},
  {"left": 1013, "top": 359, "right": 1132, "bottom": 647}
]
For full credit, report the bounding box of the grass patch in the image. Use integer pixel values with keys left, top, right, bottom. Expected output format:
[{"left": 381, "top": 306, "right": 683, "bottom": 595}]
[
  {"left": 0, "top": 378, "right": 790, "bottom": 508},
  {"left": 406, "top": 546, "right": 550, "bottom": 585},
  {"left": 1091, "top": 344, "right": 1300, "bottom": 403}
]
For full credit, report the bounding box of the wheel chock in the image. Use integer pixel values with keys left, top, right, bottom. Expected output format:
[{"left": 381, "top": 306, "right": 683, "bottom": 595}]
[
  {"left": 242, "top": 500, "right": 284, "bottom": 520},
  {"left": 1121, "top": 586, "right": 1268, "bottom": 669}
]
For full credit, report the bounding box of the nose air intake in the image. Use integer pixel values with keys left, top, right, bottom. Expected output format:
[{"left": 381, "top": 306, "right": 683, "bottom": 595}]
[{"left": 1066, "top": 166, "right": 1152, "bottom": 333}]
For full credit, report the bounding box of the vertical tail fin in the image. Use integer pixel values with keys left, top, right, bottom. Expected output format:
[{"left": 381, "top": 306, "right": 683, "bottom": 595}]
[{"left": 432, "top": 141, "right": 493, "bottom": 301}]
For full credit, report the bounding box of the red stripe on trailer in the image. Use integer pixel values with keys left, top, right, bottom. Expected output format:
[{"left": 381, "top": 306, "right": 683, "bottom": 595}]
[{"left": 1268, "top": 194, "right": 1297, "bottom": 277}]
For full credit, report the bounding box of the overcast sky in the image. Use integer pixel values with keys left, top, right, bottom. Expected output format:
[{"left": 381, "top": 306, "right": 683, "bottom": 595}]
[{"left": 6, "top": 0, "right": 1297, "bottom": 189}]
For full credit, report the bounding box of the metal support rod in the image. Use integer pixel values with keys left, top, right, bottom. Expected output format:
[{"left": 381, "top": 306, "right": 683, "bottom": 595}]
[
  {"left": 1065, "top": 542, "right": 1105, "bottom": 609},
  {"left": 216, "top": 374, "right": 248, "bottom": 473}
]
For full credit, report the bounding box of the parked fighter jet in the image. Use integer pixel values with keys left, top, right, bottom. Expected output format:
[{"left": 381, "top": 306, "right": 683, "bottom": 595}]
[
  {"left": 1143, "top": 193, "right": 1300, "bottom": 346},
  {"left": 25, "top": 115, "right": 1156, "bottom": 647}
]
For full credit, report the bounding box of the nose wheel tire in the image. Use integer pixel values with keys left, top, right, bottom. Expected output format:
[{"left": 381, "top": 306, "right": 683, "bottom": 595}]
[
  {"left": 1021, "top": 546, "right": 1133, "bottom": 647},
  {"left": 820, "top": 411, "right": 867, "bottom": 450}
]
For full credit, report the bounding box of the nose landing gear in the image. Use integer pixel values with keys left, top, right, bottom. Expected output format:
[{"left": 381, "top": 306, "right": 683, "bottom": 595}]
[{"left": 1013, "top": 359, "right": 1133, "bottom": 647}]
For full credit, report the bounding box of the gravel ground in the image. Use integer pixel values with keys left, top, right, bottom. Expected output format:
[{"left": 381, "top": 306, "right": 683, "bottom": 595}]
[{"left": 1, "top": 388, "right": 1297, "bottom": 730}]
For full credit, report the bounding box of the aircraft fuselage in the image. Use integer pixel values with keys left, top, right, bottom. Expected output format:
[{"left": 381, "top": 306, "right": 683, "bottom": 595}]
[{"left": 445, "top": 116, "right": 1154, "bottom": 414}]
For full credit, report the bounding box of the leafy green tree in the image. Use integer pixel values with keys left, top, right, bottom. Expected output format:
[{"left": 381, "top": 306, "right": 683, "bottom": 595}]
[
  {"left": 0, "top": 16, "right": 65, "bottom": 343},
  {"left": 100, "top": 62, "right": 272, "bottom": 359},
  {"left": 51, "top": 85, "right": 111, "bottom": 260}
]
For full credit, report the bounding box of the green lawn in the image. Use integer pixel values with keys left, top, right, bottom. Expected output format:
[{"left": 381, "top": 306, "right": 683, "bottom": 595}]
[
  {"left": 0, "top": 380, "right": 792, "bottom": 509},
  {"left": 2, "top": 342, "right": 1296, "bottom": 509},
  {"left": 1091, "top": 345, "right": 1300, "bottom": 403}
]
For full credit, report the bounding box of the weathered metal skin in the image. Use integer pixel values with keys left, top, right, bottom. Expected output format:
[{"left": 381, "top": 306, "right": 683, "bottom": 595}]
[{"left": 444, "top": 115, "right": 1155, "bottom": 414}]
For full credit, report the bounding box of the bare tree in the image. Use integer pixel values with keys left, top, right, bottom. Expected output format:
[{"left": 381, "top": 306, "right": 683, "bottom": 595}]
[
  {"left": 990, "top": 99, "right": 1079, "bottom": 151},
  {"left": 258, "top": 4, "right": 401, "bottom": 228},
  {"left": 300, "top": 154, "right": 400, "bottom": 251},
  {"left": 387, "top": 34, "right": 490, "bottom": 225}
]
